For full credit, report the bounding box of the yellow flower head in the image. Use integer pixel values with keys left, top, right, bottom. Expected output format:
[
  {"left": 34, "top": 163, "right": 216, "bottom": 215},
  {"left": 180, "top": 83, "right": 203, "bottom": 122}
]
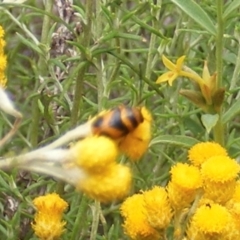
[
  {"left": 119, "top": 107, "right": 152, "bottom": 161},
  {"left": 232, "top": 181, "right": 240, "bottom": 202},
  {"left": 143, "top": 186, "right": 173, "bottom": 230},
  {"left": 0, "top": 26, "right": 4, "bottom": 38},
  {"left": 188, "top": 142, "right": 228, "bottom": 167},
  {"left": 167, "top": 181, "right": 198, "bottom": 210},
  {"left": 77, "top": 164, "right": 132, "bottom": 203},
  {"left": 188, "top": 204, "right": 234, "bottom": 239},
  {"left": 170, "top": 163, "right": 202, "bottom": 190},
  {"left": 156, "top": 55, "right": 186, "bottom": 86},
  {"left": 201, "top": 156, "right": 240, "bottom": 183},
  {"left": 121, "top": 194, "right": 160, "bottom": 240},
  {"left": 32, "top": 193, "right": 68, "bottom": 240},
  {"left": 71, "top": 136, "right": 118, "bottom": 174},
  {"left": 0, "top": 25, "right": 7, "bottom": 88}
]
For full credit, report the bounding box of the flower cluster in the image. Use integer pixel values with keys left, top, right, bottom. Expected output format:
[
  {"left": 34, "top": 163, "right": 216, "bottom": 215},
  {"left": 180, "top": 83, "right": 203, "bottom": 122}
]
[
  {"left": 156, "top": 55, "right": 224, "bottom": 113},
  {"left": 120, "top": 142, "right": 240, "bottom": 240},
  {"left": 32, "top": 193, "right": 68, "bottom": 240},
  {"left": 0, "top": 25, "right": 7, "bottom": 88}
]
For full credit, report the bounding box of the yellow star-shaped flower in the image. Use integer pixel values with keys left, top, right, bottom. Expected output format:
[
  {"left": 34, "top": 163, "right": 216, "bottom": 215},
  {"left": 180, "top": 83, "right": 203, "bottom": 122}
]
[{"left": 156, "top": 55, "right": 186, "bottom": 86}]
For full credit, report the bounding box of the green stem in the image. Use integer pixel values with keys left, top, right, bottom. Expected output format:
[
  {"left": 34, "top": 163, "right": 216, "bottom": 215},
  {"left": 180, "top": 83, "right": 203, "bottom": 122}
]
[
  {"left": 144, "top": 0, "right": 162, "bottom": 96},
  {"left": 95, "top": 0, "right": 105, "bottom": 111},
  {"left": 30, "top": 0, "right": 53, "bottom": 147},
  {"left": 213, "top": 0, "right": 224, "bottom": 145},
  {"left": 71, "top": 195, "right": 89, "bottom": 240},
  {"left": 70, "top": 0, "right": 93, "bottom": 126},
  {"left": 90, "top": 200, "right": 101, "bottom": 240}
]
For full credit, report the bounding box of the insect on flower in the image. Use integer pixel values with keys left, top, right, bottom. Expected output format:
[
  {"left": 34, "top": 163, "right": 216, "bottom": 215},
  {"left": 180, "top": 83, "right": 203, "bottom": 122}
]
[{"left": 91, "top": 105, "right": 144, "bottom": 139}]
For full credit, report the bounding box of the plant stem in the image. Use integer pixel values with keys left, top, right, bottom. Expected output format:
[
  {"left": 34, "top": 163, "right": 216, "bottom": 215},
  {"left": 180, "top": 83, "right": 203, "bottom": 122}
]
[
  {"left": 70, "top": 0, "right": 93, "bottom": 126},
  {"left": 71, "top": 195, "right": 89, "bottom": 240},
  {"left": 213, "top": 0, "right": 224, "bottom": 146},
  {"left": 90, "top": 200, "right": 101, "bottom": 240},
  {"left": 30, "top": 0, "right": 53, "bottom": 147}
]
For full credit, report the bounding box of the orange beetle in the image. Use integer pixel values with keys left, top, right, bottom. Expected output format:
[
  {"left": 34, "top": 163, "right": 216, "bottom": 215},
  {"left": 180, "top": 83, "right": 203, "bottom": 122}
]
[{"left": 91, "top": 105, "right": 144, "bottom": 139}]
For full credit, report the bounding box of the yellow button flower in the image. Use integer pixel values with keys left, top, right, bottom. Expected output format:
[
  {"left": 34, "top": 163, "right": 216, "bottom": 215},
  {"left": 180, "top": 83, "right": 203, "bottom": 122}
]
[
  {"left": 187, "top": 203, "right": 237, "bottom": 240},
  {"left": 0, "top": 25, "right": 7, "bottom": 87},
  {"left": 143, "top": 186, "right": 173, "bottom": 230},
  {"left": 71, "top": 136, "right": 119, "bottom": 174},
  {"left": 201, "top": 156, "right": 240, "bottom": 203},
  {"left": 168, "top": 163, "right": 202, "bottom": 210},
  {"left": 170, "top": 163, "right": 202, "bottom": 190},
  {"left": 77, "top": 164, "right": 132, "bottom": 203},
  {"left": 121, "top": 194, "right": 160, "bottom": 240},
  {"left": 188, "top": 141, "right": 228, "bottom": 167},
  {"left": 201, "top": 156, "right": 240, "bottom": 182},
  {"left": 32, "top": 193, "right": 68, "bottom": 240}
]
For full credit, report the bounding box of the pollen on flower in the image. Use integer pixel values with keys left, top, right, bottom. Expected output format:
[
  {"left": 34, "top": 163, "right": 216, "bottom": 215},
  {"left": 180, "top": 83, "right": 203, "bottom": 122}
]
[
  {"left": 143, "top": 186, "right": 173, "bottom": 230},
  {"left": 71, "top": 136, "right": 119, "bottom": 174},
  {"left": 32, "top": 193, "right": 68, "bottom": 240},
  {"left": 119, "top": 107, "right": 152, "bottom": 161},
  {"left": 188, "top": 142, "right": 228, "bottom": 167},
  {"left": 77, "top": 164, "right": 132, "bottom": 203},
  {"left": 121, "top": 194, "right": 160, "bottom": 240}
]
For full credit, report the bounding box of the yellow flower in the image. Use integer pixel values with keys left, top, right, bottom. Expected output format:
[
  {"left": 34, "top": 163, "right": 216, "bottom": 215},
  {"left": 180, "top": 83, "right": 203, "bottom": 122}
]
[
  {"left": 167, "top": 163, "right": 202, "bottom": 210},
  {"left": 226, "top": 182, "right": 240, "bottom": 230},
  {"left": 77, "top": 164, "right": 132, "bottom": 203},
  {"left": 156, "top": 55, "right": 186, "bottom": 86},
  {"left": 121, "top": 194, "right": 160, "bottom": 240},
  {"left": 232, "top": 181, "right": 240, "bottom": 202},
  {"left": 0, "top": 25, "right": 7, "bottom": 88},
  {"left": 143, "top": 186, "right": 173, "bottom": 230},
  {"left": 119, "top": 107, "right": 152, "bottom": 160},
  {"left": 201, "top": 156, "right": 240, "bottom": 182},
  {"left": 167, "top": 181, "right": 198, "bottom": 210},
  {"left": 187, "top": 203, "right": 237, "bottom": 240},
  {"left": 201, "top": 156, "right": 240, "bottom": 204},
  {"left": 170, "top": 163, "right": 202, "bottom": 189},
  {"left": 188, "top": 142, "right": 228, "bottom": 167},
  {"left": 32, "top": 193, "right": 68, "bottom": 240},
  {"left": 71, "top": 136, "right": 118, "bottom": 174},
  {"left": 0, "top": 26, "right": 4, "bottom": 38}
]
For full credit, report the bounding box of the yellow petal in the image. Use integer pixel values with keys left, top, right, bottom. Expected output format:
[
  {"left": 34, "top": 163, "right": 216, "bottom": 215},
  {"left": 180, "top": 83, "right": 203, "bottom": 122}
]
[
  {"left": 162, "top": 55, "right": 176, "bottom": 71},
  {"left": 156, "top": 71, "right": 173, "bottom": 84},
  {"left": 176, "top": 55, "right": 186, "bottom": 70},
  {"left": 168, "top": 73, "right": 178, "bottom": 86}
]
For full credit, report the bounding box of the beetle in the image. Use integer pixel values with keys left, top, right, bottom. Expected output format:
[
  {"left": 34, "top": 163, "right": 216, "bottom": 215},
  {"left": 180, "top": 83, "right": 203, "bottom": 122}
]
[{"left": 91, "top": 105, "right": 144, "bottom": 139}]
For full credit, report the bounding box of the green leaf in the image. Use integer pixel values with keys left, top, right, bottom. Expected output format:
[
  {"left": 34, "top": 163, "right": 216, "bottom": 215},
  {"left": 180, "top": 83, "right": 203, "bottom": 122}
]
[
  {"left": 201, "top": 114, "right": 219, "bottom": 133},
  {"left": 223, "top": 0, "right": 240, "bottom": 20},
  {"left": 16, "top": 33, "right": 43, "bottom": 55},
  {"left": 222, "top": 97, "right": 240, "bottom": 124},
  {"left": 170, "top": 0, "right": 216, "bottom": 35},
  {"left": 150, "top": 135, "right": 199, "bottom": 148}
]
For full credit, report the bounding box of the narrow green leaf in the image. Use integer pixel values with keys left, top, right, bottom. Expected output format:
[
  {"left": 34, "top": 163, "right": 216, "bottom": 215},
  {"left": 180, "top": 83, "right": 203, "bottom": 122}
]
[
  {"left": 223, "top": 0, "right": 240, "bottom": 20},
  {"left": 222, "top": 97, "right": 240, "bottom": 124},
  {"left": 170, "top": 0, "right": 216, "bottom": 35},
  {"left": 16, "top": 33, "right": 43, "bottom": 55},
  {"left": 150, "top": 135, "right": 199, "bottom": 148}
]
